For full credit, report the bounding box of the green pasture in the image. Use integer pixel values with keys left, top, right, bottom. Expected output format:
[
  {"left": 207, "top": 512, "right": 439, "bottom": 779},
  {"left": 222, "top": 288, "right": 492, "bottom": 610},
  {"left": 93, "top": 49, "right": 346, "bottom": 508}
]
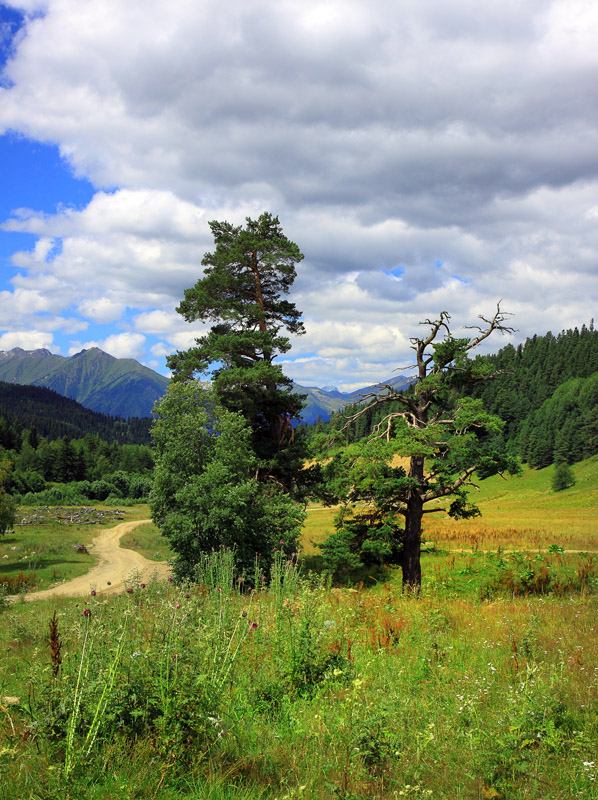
[
  {"left": 423, "top": 456, "right": 598, "bottom": 551},
  {"left": 119, "top": 519, "right": 174, "bottom": 561},
  {"left": 1, "top": 458, "right": 597, "bottom": 596},
  {"left": 302, "top": 457, "right": 598, "bottom": 559}
]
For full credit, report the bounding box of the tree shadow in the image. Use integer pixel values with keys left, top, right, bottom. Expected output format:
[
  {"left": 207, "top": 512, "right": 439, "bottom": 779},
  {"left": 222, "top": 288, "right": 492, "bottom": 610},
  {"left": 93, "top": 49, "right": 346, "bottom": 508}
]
[{"left": 0, "top": 558, "right": 80, "bottom": 574}]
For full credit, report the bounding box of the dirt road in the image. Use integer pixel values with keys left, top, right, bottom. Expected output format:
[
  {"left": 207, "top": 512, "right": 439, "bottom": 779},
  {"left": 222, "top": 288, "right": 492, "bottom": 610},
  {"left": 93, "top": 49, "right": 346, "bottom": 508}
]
[{"left": 13, "top": 519, "right": 170, "bottom": 602}]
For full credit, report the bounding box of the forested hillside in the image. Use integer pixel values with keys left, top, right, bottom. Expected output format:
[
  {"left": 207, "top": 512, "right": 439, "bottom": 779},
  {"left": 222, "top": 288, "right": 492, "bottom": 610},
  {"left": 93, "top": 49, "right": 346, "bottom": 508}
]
[
  {"left": 471, "top": 323, "right": 598, "bottom": 465},
  {"left": 0, "top": 384, "right": 154, "bottom": 503},
  {"left": 0, "top": 347, "right": 169, "bottom": 418},
  {"left": 0, "top": 381, "right": 152, "bottom": 445},
  {"left": 316, "top": 324, "right": 598, "bottom": 468}
]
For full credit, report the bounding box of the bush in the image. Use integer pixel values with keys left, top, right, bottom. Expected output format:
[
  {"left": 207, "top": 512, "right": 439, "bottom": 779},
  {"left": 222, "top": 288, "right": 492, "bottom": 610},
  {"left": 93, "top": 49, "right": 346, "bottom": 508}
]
[
  {"left": 8, "top": 469, "right": 47, "bottom": 495},
  {"left": 0, "top": 487, "right": 17, "bottom": 534},
  {"left": 552, "top": 462, "right": 575, "bottom": 492},
  {"left": 150, "top": 383, "right": 304, "bottom": 582},
  {"left": 89, "top": 480, "right": 117, "bottom": 501}
]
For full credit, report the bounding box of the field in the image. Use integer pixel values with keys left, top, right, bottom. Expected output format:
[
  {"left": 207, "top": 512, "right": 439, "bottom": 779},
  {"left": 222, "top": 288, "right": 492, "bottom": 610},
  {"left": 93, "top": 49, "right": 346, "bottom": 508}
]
[{"left": 0, "top": 458, "right": 597, "bottom": 799}]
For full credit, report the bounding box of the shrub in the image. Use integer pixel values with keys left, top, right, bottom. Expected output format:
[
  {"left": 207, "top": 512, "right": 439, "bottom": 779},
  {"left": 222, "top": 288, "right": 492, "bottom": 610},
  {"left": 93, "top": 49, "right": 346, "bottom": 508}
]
[{"left": 552, "top": 462, "right": 575, "bottom": 492}]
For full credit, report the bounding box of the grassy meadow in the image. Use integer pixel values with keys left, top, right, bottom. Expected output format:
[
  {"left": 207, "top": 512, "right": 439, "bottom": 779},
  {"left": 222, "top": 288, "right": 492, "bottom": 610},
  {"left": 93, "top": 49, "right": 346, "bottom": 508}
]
[{"left": 0, "top": 458, "right": 597, "bottom": 799}]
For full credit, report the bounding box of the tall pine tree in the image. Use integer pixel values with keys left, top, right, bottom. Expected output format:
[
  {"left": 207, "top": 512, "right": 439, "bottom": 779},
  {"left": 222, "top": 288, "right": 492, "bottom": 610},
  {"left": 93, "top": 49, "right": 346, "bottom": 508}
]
[{"left": 167, "top": 212, "right": 306, "bottom": 490}]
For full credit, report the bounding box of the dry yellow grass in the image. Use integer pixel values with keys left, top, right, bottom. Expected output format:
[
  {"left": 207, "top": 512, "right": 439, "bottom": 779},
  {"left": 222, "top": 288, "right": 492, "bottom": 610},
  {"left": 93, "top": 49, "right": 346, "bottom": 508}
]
[{"left": 301, "top": 458, "right": 598, "bottom": 555}]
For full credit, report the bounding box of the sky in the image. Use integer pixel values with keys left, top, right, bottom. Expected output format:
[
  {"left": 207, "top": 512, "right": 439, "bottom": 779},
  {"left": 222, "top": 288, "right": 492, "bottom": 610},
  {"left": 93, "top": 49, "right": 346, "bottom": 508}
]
[{"left": 0, "top": 0, "right": 597, "bottom": 391}]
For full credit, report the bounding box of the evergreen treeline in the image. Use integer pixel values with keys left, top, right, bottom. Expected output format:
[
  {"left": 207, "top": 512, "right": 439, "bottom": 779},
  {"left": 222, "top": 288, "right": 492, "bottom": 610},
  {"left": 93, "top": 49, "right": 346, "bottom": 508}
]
[
  {"left": 0, "top": 381, "right": 152, "bottom": 445},
  {"left": 0, "top": 427, "right": 154, "bottom": 504},
  {"left": 313, "top": 324, "right": 598, "bottom": 468},
  {"left": 471, "top": 323, "right": 598, "bottom": 465}
]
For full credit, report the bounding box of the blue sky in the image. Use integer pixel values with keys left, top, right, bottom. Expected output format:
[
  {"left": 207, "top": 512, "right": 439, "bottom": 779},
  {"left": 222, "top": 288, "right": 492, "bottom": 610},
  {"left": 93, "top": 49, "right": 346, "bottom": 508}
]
[{"left": 1, "top": 0, "right": 597, "bottom": 389}]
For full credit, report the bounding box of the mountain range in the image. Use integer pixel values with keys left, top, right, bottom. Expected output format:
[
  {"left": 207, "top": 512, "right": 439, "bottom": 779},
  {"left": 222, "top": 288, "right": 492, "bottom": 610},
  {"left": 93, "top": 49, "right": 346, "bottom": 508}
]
[
  {"left": 0, "top": 347, "right": 411, "bottom": 423},
  {"left": 0, "top": 347, "right": 169, "bottom": 419},
  {"left": 292, "top": 375, "right": 412, "bottom": 424}
]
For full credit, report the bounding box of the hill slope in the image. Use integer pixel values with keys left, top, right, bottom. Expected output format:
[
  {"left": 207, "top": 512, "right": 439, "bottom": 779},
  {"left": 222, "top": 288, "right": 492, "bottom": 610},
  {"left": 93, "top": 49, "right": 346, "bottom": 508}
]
[
  {"left": 0, "top": 381, "right": 152, "bottom": 444},
  {"left": 0, "top": 347, "right": 169, "bottom": 418},
  {"left": 294, "top": 374, "right": 412, "bottom": 424}
]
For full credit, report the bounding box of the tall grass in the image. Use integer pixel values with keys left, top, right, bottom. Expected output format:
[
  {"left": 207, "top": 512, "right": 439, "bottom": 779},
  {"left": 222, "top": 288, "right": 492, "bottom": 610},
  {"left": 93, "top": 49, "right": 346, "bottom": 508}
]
[{"left": 1, "top": 549, "right": 597, "bottom": 800}]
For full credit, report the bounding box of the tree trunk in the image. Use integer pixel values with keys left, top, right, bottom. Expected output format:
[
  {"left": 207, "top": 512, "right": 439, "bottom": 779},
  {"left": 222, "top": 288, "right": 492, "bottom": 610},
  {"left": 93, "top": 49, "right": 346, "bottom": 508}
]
[
  {"left": 402, "top": 497, "right": 423, "bottom": 591},
  {"left": 402, "top": 455, "right": 425, "bottom": 591}
]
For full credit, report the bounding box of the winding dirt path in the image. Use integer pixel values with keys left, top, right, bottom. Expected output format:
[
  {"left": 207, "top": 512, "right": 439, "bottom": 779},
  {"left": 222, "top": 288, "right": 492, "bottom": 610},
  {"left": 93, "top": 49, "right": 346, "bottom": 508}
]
[{"left": 12, "top": 519, "right": 170, "bottom": 602}]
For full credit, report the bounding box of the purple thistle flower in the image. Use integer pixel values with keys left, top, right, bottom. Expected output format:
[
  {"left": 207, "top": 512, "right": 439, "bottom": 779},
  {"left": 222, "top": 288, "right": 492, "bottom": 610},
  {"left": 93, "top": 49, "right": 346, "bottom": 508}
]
[
  {"left": 82, "top": 608, "right": 92, "bottom": 618},
  {"left": 90, "top": 590, "right": 96, "bottom": 597},
  {"left": 250, "top": 621, "right": 259, "bottom": 630},
  {"left": 126, "top": 587, "right": 134, "bottom": 593},
  {"left": 140, "top": 583, "right": 146, "bottom": 589},
  {"left": 167, "top": 576, "right": 174, "bottom": 582}
]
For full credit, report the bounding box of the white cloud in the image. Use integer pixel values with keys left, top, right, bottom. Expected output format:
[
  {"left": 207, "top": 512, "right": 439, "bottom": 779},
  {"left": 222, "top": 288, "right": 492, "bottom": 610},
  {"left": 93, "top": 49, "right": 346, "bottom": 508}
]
[
  {"left": 0, "top": 0, "right": 597, "bottom": 385},
  {"left": 0, "top": 329, "right": 56, "bottom": 351},
  {"left": 68, "top": 331, "right": 146, "bottom": 360}
]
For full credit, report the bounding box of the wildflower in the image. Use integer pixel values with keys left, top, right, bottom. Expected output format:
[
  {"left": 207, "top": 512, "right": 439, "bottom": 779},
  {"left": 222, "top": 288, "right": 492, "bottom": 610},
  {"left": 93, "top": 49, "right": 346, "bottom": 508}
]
[
  {"left": 90, "top": 589, "right": 96, "bottom": 597},
  {"left": 250, "top": 621, "right": 259, "bottom": 630},
  {"left": 167, "top": 576, "right": 174, "bottom": 582},
  {"left": 241, "top": 610, "right": 248, "bottom": 618},
  {"left": 140, "top": 583, "right": 146, "bottom": 588},
  {"left": 82, "top": 608, "right": 92, "bottom": 618},
  {"left": 176, "top": 602, "right": 181, "bottom": 609},
  {"left": 185, "top": 592, "right": 190, "bottom": 598},
  {"left": 126, "top": 587, "right": 134, "bottom": 593}
]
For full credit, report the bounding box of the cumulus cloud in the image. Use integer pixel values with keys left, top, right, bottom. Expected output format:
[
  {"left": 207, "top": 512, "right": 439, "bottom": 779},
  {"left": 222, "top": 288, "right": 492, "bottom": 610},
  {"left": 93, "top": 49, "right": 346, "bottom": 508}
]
[
  {"left": 0, "top": 0, "right": 596, "bottom": 386},
  {"left": 0, "top": 329, "right": 56, "bottom": 351},
  {"left": 68, "top": 331, "right": 146, "bottom": 360}
]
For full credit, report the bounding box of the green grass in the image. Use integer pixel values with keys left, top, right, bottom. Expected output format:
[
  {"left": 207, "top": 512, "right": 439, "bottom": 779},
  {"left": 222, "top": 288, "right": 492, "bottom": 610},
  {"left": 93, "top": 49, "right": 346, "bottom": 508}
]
[
  {"left": 423, "top": 457, "right": 598, "bottom": 551},
  {"left": 0, "top": 504, "right": 152, "bottom": 593},
  {"left": 1, "top": 565, "right": 597, "bottom": 799},
  {"left": 1, "top": 460, "right": 597, "bottom": 798},
  {"left": 301, "top": 458, "right": 598, "bottom": 557},
  {"left": 119, "top": 520, "right": 174, "bottom": 561}
]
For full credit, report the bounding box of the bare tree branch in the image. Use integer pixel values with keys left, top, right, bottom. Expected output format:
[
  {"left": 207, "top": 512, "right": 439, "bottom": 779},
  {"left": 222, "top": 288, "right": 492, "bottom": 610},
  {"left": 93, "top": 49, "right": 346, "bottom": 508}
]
[{"left": 463, "top": 302, "right": 517, "bottom": 350}]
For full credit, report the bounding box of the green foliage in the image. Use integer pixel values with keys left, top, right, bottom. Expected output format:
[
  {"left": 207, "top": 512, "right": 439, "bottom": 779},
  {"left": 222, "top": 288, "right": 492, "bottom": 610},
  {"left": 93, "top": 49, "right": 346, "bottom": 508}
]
[
  {"left": 552, "top": 461, "right": 576, "bottom": 492},
  {"left": 318, "top": 309, "right": 520, "bottom": 588},
  {"left": 0, "top": 380, "right": 153, "bottom": 444},
  {"left": 3, "top": 568, "right": 598, "bottom": 800},
  {"left": 150, "top": 382, "right": 304, "bottom": 581},
  {"left": 167, "top": 212, "right": 306, "bottom": 489},
  {"left": 0, "top": 458, "right": 17, "bottom": 535}
]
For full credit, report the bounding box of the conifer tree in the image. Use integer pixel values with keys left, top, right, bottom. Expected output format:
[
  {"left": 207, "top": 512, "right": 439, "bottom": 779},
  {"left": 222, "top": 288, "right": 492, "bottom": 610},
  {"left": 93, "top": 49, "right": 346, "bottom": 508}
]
[
  {"left": 167, "top": 213, "right": 306, "bottom": 487},
  {"left": 552, "top": 462, "right": 575, "bottom": 492},
  {"left": 320, "top": 306, "right": 519, "bottom": 590}
]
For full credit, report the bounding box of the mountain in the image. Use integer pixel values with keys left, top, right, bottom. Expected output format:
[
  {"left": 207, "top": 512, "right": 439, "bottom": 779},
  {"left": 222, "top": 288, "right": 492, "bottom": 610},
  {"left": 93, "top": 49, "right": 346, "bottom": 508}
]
[
  {"left": 293, "top": 374, "right": 412, "bottom": 425},
  {"left": 0, "top": 347, "right": 169, "bottom": 418},
  {"left": 0, "top": 346, "right": 411, "bottom": 425},
  {"left": 0, "top": 381, "right": 152, "bottom": 444}
]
